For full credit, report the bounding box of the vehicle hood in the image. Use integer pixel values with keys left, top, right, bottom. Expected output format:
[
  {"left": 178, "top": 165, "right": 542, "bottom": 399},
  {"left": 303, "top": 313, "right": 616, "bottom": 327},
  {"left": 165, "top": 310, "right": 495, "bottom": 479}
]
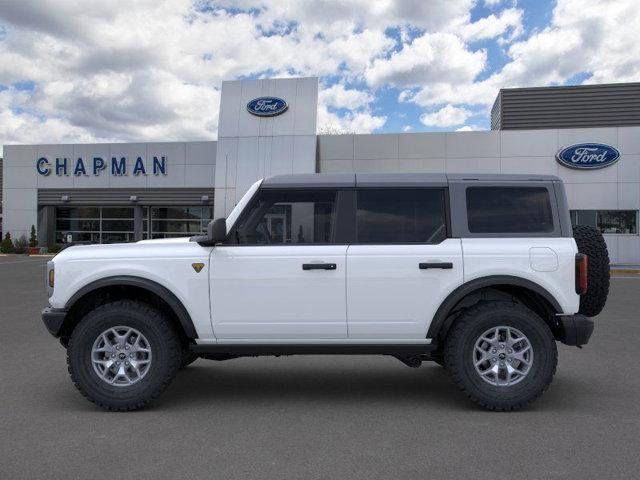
[{"left": 52, "top": 237, "right": 204, "bottom": 263}]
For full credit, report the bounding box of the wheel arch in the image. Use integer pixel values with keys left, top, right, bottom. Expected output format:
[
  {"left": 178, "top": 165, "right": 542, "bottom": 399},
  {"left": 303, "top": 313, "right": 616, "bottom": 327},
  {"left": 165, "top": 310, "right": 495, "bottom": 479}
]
[
  {"left": 60, "top": 276, "right": 198, "bottom": 344},
  {"left": 427, "top": 275, "right": 562, "bottom": 343}
]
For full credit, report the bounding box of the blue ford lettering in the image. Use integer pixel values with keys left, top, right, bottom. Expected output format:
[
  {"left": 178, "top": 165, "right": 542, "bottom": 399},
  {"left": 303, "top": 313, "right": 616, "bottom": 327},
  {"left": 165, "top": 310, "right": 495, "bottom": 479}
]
[
  {"left": 556, "top": 143, "right": 620, "bottom": 170},
  {"left": 35, "top": 156, "right": 168, "bottom": 177},
  {"left": 247, "top": 96, "right": 288, "bottom": 117}
]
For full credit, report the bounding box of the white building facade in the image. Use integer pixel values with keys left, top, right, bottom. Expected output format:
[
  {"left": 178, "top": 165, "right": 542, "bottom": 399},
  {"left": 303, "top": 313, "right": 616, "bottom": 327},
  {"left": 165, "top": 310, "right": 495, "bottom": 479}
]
[{"left": 2, "top": 77, "right": 639, "bottom": 264}]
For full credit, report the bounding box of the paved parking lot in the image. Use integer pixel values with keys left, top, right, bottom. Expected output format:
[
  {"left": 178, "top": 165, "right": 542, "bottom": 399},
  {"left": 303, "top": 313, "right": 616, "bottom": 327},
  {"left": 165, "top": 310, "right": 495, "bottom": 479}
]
[{"left": 1, "top": 255, "right": 639, "bottom": 479}]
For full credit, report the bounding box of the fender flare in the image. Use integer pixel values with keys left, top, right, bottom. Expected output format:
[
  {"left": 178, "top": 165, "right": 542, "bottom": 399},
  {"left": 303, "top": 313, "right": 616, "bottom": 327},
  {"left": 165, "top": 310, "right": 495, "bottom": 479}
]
[
  {"left": 65, "top": 275, "right": 198, "bottom": 339},
  {"left": 426, "top": 275, "right": 562, "bottom": 341}
]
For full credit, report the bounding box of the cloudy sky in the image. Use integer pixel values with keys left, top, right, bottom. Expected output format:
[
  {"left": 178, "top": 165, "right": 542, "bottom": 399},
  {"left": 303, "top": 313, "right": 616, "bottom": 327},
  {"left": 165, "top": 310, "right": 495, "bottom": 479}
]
[{"left": 0, "top": 0, "right": 638, "bottom": 154}]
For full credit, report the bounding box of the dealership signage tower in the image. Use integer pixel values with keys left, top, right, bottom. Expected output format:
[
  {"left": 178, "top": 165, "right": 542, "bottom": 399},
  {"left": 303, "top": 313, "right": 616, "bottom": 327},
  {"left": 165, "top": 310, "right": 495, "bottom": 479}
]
[{"left": 213, "top": 77, "right": 318, "bottom": 218}]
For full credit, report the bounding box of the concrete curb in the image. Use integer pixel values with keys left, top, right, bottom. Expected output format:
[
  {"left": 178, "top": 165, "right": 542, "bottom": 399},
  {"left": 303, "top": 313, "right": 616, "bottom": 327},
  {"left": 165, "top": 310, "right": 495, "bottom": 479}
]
[
  {"left": 0, "top": 253, "right": 54, "bottom": 258},
  {"left": 611, "top": 268, "right": 640, "bottom": 275}
]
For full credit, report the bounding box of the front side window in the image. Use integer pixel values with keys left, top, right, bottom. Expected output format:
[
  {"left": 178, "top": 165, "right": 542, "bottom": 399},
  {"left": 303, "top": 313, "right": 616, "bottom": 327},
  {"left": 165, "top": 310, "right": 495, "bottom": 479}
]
[
  {"left": 356, "top": 188, "right": 447, "bottom": 243},
  {"left": 466, "top": 187, "right": 554, "bottom": 234},
  {"left": 231, "top": 189, "right": 337, "bottom": 245}
]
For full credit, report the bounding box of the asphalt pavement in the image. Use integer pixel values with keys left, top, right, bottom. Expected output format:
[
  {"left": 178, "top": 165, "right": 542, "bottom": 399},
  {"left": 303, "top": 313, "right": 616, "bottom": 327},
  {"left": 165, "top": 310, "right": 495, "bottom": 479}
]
[{"left": 1, "top": 255, "right": 639, "bottom": 479}]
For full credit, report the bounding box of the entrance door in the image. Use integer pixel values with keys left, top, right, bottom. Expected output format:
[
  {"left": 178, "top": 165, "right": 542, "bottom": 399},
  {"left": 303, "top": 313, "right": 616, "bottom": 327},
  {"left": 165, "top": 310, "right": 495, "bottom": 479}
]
[
  {"left": 210, "top": 188, "right": 348, "bottom": 340},
  {"left": 346, "top": 188, "right": 463, "bottom": 340}
]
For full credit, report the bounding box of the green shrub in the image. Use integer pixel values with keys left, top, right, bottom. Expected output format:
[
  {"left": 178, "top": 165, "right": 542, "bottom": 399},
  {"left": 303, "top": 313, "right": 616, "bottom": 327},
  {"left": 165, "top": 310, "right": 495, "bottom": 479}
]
[
  {"left": 47, "top": 244, "right": 63, "bottom": 254},
  {"left": 1, "top": 233, "right": 15, "bottom": 253},
  {"left": 29, "top": 225, "right": 38, "bottom": 248},
  {"left": 13, "top": 235, "right": 29, "bottom": 254}
]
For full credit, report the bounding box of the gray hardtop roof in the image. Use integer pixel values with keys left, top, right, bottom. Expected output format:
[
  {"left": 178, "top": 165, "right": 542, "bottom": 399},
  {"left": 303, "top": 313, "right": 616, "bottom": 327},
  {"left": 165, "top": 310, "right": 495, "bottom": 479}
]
[{"left": 262, "top": 173, "right": 561, "bottom": 188}]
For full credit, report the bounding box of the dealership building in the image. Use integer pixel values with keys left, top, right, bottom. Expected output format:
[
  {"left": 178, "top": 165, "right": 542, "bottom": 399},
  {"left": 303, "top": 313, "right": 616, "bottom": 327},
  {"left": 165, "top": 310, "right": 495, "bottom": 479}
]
[{"left": 1, "top": 78, "right": 640, "bottom": 264}]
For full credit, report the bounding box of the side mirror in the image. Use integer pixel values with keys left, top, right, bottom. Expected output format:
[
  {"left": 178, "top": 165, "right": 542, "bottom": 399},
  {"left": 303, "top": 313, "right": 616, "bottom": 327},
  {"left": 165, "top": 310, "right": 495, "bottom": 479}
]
[{"left": 208, "top": 218, "right": 227, "bottom": 244}]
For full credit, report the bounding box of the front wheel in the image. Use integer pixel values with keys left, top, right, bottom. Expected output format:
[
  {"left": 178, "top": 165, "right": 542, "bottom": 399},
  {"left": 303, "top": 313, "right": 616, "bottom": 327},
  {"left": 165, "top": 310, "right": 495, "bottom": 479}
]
[
  {"left": 444, "top": 301, "right": 557, "bottom": 411},
  {"left": 67, "top": 300, "right": 182, "bottom": 411}
]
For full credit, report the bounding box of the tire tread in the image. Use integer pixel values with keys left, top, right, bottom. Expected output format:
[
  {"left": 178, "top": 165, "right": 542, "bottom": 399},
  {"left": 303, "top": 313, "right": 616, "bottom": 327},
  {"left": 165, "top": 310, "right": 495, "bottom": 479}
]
[
  {"left": 67, "top": 299, "right": 181, "bottom": 411},
  {"left": 444, "top": 301, "right": 557, "bottom": 411}
]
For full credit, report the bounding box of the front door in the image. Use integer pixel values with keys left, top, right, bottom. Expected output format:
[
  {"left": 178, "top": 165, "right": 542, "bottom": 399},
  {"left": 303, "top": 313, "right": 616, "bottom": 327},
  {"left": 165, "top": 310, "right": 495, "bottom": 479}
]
[
  {"left": 210, "top": 188, "right": 348, "bottom": 340},
  {"left": 346, "top": 188, "right": 463, "bottom": 340}
]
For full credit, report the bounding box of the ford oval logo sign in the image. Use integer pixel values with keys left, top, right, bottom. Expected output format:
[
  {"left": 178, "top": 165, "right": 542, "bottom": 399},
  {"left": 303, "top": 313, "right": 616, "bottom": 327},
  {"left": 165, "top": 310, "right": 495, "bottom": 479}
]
[
  {"left": 556, "top": 143, "right": 620, "bottom": 170},
  {"left": 247, "top": 97, "right": 288, "bottom": 117}
]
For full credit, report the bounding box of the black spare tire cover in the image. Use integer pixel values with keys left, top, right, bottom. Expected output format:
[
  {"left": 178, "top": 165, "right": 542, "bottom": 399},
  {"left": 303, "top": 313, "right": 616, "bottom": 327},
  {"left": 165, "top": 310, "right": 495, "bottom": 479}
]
[{"left": 572, "top": 224, "right": 610, "bottom": 317}]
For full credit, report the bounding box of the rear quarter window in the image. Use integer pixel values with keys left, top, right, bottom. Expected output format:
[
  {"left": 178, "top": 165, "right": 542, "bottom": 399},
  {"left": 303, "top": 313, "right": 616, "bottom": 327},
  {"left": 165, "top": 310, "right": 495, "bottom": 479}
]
[{"left": 466, "top": 186, "right": 554, "bottom": 234}]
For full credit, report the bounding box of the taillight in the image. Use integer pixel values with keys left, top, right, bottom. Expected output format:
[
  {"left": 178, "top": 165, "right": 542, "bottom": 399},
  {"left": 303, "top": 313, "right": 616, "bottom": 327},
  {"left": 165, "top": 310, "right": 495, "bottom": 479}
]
[{"left": 575, "top": 253, "right": 588, "bottom": 295}]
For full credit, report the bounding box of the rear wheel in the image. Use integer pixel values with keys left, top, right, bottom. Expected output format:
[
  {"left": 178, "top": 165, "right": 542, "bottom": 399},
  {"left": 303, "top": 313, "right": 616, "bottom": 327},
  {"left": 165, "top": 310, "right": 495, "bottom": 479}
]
[
  {"left": 67, "top": 300, "right": 181, "bottom": 411},
  {"left": 444, "top": 301, "right": 557, "bottom": 411}
]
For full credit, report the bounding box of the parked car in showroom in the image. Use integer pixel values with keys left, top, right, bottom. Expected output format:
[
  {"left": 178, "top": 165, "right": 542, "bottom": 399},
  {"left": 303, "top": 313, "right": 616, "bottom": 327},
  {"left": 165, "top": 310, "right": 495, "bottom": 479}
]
[{"left": 42, "top": 173, "right": 609, "bottom": 411}]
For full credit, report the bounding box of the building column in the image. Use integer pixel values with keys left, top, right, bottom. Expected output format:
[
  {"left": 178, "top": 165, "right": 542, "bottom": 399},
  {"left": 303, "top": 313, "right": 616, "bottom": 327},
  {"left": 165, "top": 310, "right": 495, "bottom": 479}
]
[
  {"left": 133, "top": 206, "right": 144, "bottom": 241},
  {"left": 37, "top": 205, "right": 56, "bottom": 247}
]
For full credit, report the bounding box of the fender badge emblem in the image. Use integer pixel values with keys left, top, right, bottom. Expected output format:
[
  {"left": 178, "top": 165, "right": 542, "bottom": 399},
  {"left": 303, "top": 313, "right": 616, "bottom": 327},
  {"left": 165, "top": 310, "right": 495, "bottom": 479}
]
[{"left": 192, "top": 263, "right": 205, "bottom": 273}]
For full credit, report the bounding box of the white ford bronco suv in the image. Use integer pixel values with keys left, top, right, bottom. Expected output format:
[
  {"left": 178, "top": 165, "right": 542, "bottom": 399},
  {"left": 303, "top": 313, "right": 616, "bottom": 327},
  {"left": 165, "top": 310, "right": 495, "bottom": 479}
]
[{"left": 42, "top": 173, "right": 609, "bottom": 411}]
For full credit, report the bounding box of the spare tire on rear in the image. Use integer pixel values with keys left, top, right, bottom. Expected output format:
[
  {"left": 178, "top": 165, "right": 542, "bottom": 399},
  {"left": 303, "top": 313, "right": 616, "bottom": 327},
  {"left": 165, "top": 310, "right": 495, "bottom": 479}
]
[{"left": 572, "top": 225, "right": 610, "bottom": 316}]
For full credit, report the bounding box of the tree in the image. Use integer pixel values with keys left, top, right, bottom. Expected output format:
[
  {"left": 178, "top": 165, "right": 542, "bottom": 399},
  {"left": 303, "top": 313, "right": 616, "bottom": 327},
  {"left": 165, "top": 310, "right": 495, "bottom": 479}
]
[
  {"left": 13, "top": 235, "right": 28, "bottom": 254},
  {"left": 1, "top": 233, "right": 15, "bottom": 253},
  {"left": 29, "top": 225, "right": 38, "bottom": 248}
]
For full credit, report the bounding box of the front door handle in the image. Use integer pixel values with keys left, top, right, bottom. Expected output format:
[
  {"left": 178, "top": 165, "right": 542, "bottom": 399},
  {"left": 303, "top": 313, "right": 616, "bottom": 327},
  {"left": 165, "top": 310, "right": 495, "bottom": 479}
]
[
  {"left": 302, "top": 263, "right": 337, "bottom": 271},
  {"left": 419, "top": 262, "right": 453, "bottom": 270}
]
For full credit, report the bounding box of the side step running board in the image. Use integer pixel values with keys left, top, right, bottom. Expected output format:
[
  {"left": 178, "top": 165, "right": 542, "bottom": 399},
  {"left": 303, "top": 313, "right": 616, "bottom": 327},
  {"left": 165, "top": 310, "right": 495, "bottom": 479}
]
[{"left": 191, "top": 343, "right": 437, "bottom": 357}]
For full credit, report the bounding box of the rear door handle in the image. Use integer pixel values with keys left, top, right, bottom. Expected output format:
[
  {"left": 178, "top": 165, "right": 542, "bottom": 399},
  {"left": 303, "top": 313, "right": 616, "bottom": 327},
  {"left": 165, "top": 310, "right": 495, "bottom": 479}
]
[
  {"left": 302, "top": 263, "right": 337, "bottom": 271},
  {"left": 419, "top": 262, "right": 453, "bottom": 270}
]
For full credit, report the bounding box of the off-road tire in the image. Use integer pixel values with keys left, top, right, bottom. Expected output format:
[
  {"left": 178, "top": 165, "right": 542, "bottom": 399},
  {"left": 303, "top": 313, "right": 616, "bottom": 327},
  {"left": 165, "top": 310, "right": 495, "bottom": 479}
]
[
  {"left": 572, "top": 224, "right": 610, "bottom": 317},
  {"left": 444, "top": 301, "right": 557, "bottom": 411},
  {"left": 67, "top": 300, "right": 181, "bottom": 411}
]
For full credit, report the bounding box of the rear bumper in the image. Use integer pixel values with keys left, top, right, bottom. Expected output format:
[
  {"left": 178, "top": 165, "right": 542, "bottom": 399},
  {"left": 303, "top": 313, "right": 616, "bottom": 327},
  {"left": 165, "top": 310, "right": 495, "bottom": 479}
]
[
  {"left": 42, "top": 307, "right": 68, "bottom": 337},
  {"left": 557, "top": 314, "right": 594, "bottom": 346}
]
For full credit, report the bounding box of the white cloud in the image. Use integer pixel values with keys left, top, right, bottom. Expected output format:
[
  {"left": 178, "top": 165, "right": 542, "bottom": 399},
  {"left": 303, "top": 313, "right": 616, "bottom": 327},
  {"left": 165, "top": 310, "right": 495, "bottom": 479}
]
[
  {"left": 317, "top": 82, "right": 384, "bottom": 133},
  {"left": 456, "top": 125, "right": 484, "bottom": 131},
  {"left": 403, "top": 0, "right": 640, "bottom": 111},
  {"left": 319, "top": 84, "right": 373, "bottom": 110},
  {"left": 0, "top": 0, "right": 638, "bottom": 147},
  {"left": 420, "top": 105, "right": 472, "bottom": 127},
  {"left": 366, "top": 32, "right": 486, "bottom": 88},
  {"left": 402, "top": 125, "right": 413, "bottom": 132},
  {"left": 459, "top": 8, "right": 523, "bottom": 42}
]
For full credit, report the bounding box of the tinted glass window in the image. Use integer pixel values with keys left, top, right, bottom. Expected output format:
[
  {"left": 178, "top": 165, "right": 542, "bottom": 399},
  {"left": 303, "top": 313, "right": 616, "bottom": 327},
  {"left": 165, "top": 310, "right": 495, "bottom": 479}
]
[
  {"left": 356, "top": 189, "right": 447, "bottom": 243},
  {"left": 571, "top": 209, "right": 637, "bottom": 234},
  {"left": 232, "top": 189, "right": 337, "bottom": 245},
  {"left": 466, "top": 187, "right": 554, "bottom": 233}
]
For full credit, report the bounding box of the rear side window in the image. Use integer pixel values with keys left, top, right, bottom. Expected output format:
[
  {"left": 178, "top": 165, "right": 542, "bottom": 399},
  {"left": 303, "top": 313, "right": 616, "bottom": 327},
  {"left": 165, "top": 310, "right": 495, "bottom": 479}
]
[
  {"left": 466, "top": 187, "right": 554, "bottom": 233},
  {"left": 356, "top": 188, "right": 447, "bottom": 243}
]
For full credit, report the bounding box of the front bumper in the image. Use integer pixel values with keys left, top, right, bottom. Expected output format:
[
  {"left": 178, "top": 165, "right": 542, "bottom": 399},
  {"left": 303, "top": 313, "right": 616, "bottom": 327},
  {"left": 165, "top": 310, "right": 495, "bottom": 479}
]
[
  {"left": 42, "top": 307, "right": 68, "bottom": 337},
  {"left": 557, "top": 314, "right": 594, "bottom": 346}
]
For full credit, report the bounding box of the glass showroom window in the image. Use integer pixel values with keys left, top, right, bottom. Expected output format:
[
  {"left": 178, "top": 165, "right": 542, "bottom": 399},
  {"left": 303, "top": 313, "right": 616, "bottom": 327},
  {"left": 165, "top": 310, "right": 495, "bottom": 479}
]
[
  {"left": 144, "top": 206, "right": 214, "bottom": 239},
  {"left": 55, "top": 207, "right": 135, "bottom": 244},
  {"left": 570, "top": 210, "right": 638, "bottom": 234}
]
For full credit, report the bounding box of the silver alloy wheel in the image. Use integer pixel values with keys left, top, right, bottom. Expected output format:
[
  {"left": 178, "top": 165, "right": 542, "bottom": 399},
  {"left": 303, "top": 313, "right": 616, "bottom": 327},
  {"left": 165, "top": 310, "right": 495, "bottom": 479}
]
[
  {"left": 473, "top": 326, "right": 533, "bottom": 387},
  {"left": 91, "top": 326, "right": 152, "bottom": 386}
]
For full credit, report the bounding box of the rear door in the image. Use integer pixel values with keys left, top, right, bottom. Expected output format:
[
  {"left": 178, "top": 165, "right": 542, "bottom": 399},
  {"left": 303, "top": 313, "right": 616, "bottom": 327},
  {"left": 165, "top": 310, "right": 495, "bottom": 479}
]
[{"left": 346, "top": 188, "right": 463, "bottom": 340}]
